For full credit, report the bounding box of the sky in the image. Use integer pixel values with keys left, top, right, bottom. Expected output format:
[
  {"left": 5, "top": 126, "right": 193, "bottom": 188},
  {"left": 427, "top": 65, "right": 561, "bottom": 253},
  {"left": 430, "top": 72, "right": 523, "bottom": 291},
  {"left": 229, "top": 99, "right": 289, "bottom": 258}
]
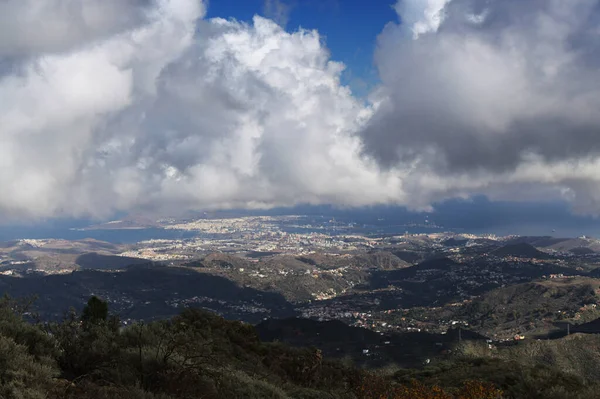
[
  {"left": 206, "top": 0, "right": 397, "bottom": 96},
  {"left": 1, "top": 0, "right": 600, "bottom": 232}
]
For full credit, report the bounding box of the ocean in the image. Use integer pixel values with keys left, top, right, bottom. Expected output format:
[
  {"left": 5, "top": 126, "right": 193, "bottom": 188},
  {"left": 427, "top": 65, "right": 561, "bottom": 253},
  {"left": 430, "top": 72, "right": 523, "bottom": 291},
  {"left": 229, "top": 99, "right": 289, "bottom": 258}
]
[{"left": 0, "top": 227, "right": 198, "bottom": 244}]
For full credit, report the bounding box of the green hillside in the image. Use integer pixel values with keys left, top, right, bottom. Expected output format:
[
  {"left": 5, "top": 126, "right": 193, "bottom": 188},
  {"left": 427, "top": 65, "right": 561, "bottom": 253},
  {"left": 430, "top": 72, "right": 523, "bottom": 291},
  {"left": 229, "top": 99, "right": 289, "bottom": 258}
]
[
  {"left": 458, "top": 278, "right": 600, "bottom": 339},
  {"left": 3, "top": 295, "right": 600, "bottom": 398}
]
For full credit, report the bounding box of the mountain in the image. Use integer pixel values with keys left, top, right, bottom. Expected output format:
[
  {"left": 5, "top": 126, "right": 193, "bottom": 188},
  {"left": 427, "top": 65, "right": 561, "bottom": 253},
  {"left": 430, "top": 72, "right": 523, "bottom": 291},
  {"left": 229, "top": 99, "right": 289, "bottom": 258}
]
[
  {"left": 412, "top": 257, "right": 459, "bottom": 271},
  {"left": 0, "top": 265, "right": 295, "bottom": 323},
  {"left": 396, "top": 334, "right": 600, "bottom": 399},
  {"left": 0, "top": 239, "right": 128, "bottom": 273},
  {"left": 257, "top": 318, "right": 381, "bottom": 350},
  {"left": 491, "top": 242, "right": 551, "bottom": 259},
  {"left": 570, "top": 247, "right": 596, "bottom": 255},
  {"left": 546, "top": 237, "right": 600, "bottom": 253},
  {"left": 370, "top": 257, "right": 459, "bottom": 284},
  {"left": 442, "top": 238, "right": 469, "bottom": 247},
  {"left": 458, "top": 277, "right": 600, "bottom": 339},
  {"left": 391, "top": 250, "right": 425, "bottom": 264},
  {"left": 504, "top": 236, "right": 569, "bottom": 247},
  {"left": 185, "top": 250, "right": 410, "bottom": 303},
  {"left": 256, "top": 317, "right": 487, "bottom": 368},
  {"left": 75, "top": 252, "right": 149, "bottom": 269}
]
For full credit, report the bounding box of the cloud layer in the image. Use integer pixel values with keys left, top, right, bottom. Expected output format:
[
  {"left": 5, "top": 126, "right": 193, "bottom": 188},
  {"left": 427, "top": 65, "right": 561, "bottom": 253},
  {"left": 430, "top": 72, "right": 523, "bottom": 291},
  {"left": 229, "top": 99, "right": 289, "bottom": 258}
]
[
  {"left": 362, "top": 0, "right": 600, "bottom": 214},
  {"left": 0, "top": 0, "right": 404, "bottom": 220},
  {"left": 2, "top": 0, "right": 600, "bottom": 220}
]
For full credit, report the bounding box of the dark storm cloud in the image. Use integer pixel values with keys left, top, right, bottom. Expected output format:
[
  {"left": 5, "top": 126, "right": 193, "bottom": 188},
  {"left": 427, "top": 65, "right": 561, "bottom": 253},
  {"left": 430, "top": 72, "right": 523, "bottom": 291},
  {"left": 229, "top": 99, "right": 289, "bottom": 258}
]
[{"left": 357, "top": 0, "right": 600, "bottom": 213}]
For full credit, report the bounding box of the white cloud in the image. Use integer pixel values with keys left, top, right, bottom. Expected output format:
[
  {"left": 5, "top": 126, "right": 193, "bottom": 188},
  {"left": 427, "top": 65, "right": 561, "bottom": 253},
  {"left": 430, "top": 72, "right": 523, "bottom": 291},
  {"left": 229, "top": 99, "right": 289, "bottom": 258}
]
[
  {"left": 0, "top": 0, "right": 405, "bottom": 220},
  {"left": 0, "top": 0, "right": 206, "bottom": 219},
  {"left": 395, "top": 0, "right": 452, "bottom": 38},
  {"left": 0, "top": 0, "right": 153, "bottom": 56},
  {"left": 360, "top": 0, "right": 600, "bottom": 215},
  {"left": 3, "top": 0, "right": 600, "bottom": 220}
]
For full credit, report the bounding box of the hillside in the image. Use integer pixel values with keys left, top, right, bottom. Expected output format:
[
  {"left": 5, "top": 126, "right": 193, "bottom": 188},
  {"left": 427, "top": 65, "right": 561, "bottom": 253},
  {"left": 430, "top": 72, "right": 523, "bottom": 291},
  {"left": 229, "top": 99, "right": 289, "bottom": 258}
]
[
  {"left": 391, "top": 250, "right": 425, "bottom": 264},
  {"left": 0, "top": 239, "right": 128, "bottom": 273},
  {"left": 457, "top": 278, "right": 600, "bottom": 339},
  {"left": 395, "top": 341, "right": 599, "bottom": 399},
  {"left": 569, "top": 247, "right": 596, "bottom": 255},
  {"left": 0, "top": 265, "right": 296, "bottom": 322},
  {"left": 398, "top": 333, "right": 600, "bottom": 398},
  {"left": 185, "top": 251, "right": 409, "bottom": 303},
  {"left": 491, "top": 243, "right": 551, "bottom": 259},
  {"left": 257, "top": 318, "right": 487, "bottom": 368},
  {"left": 0, "top": 296, "right": 511, "bottom": 399},
  {"left": 504, "top": 236, "right": 569, "bottom": 248},
  {"left": 546, "top": 237, "right": 600, "bottom": 253},
  {"left": 2, "top": 293, "right": 600, "bottom": 398},
  {"left": 75, "top": 252, "right": 150, "bottom": 269}
]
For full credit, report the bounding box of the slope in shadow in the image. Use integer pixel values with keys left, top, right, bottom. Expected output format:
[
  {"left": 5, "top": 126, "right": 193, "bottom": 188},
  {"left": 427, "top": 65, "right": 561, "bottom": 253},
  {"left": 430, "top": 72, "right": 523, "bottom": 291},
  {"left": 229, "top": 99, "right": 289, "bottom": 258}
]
[
  {"left": 491, "top": 243, "right": 551, "bottom": 259},
  {"left": 256, "top": 317, "right": 487, "bottom": 368},
  {"left": 0, "top": 265, "right": 296, "bottom": 323},
  {"left": 75, "top": 252, "right": 150, "bottom": 270}
]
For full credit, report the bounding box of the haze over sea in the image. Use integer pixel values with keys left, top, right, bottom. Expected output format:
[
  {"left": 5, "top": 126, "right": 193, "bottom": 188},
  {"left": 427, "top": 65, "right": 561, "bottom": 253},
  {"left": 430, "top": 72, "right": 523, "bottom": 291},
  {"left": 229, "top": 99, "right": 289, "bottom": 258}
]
[{"left": 1, "top": 199, "right": 599, "bottom": 243}]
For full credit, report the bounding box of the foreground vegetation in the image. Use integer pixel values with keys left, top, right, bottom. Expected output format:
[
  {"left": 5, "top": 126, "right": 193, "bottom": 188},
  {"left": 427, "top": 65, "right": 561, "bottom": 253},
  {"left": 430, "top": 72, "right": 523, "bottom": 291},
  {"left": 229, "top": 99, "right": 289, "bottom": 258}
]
[
  {"left": 0, "top": 296, "right": 500, "bottom": 399},
  {"left": 1, "top": 295, "right": 600, "bottom": 398}
]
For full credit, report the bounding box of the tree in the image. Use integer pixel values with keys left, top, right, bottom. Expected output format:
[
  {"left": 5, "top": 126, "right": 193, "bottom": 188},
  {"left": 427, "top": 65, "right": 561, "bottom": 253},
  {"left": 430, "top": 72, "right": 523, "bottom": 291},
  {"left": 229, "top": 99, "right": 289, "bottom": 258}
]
[
  {"left": 81, "top": 296, "right": 108, "bottom": 325},
  {"left": 51, "top": 298, "right": 121, "bottom": 380}
]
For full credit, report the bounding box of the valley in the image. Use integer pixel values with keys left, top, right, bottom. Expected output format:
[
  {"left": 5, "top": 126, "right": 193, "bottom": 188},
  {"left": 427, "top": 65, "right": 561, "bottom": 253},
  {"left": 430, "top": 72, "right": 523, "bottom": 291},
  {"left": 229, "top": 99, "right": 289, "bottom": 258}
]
[{"left": 2, "top": 216, "right": 600, "bottom": 351}]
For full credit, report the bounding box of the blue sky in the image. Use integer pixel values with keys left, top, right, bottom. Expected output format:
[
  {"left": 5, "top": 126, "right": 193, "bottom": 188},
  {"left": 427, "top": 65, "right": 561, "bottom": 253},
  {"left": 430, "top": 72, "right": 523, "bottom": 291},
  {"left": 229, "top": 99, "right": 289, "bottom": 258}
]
[{"left": 206, "top": 0, "right": 398, "bottom": 96}]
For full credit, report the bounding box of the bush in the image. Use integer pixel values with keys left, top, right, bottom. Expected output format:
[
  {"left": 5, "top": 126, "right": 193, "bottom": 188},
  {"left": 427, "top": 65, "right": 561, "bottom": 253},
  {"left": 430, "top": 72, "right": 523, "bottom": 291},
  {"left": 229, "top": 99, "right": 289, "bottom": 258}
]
[
  {"left": 0, "top": 334, "right": 58, "bottom": 399},
  {"left": 217, "top": 370, "right": 291, "bottom": 399}
]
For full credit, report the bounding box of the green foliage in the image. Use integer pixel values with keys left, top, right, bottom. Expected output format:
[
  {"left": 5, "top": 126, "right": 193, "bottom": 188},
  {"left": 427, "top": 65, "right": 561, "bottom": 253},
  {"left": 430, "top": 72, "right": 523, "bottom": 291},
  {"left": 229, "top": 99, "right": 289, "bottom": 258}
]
[
  {"left": 458, "top": 279, "right": 600, "bottom": 338},
  {"left": 0, "top": 296, "right": 58, "bottom": 361},
  {"left": 0, "top": 296, "right": 59, "bottom": 398},
  {"left": 287, "top": 387, "right": 343, "bottom": 399},
  {"left": 46, "top": 302, "right": 357, "bottom": 398},
  {"left": 394, "top": 356, "right": 592, "bottom": 399},
  {"left": 0, "top": 335, "right": 57, "bottom": 399},
  {"left": 54, "top": 380, "right": 174, "bottom": 399},
  {"left": 217, "top": 370, "right": 291, "bottom": 399},
  {"left": 81, "top": 296, "right": 108, "bottom": 325},
  {"left": 49, "top": 307, "right": 121, "bottom": 380},
  {"left": 9, "top": 294, "right": 600, "bottom": 398}
]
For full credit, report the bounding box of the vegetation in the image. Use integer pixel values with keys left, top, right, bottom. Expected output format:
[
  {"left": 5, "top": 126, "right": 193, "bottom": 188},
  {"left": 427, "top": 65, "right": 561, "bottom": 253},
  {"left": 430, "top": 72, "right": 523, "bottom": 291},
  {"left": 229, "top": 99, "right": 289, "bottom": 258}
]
[
  {"left": 3, "top": 294, "right": 600, "bottom": 398},
  {"left": 0, "top": 295, "right": 504, "bottom": 398},
  {"left": 389, "top": 336, "right": 600, "bottom": 399},
  {"left": 457, "top": 278, "right": 600, "bottom": 339}
]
